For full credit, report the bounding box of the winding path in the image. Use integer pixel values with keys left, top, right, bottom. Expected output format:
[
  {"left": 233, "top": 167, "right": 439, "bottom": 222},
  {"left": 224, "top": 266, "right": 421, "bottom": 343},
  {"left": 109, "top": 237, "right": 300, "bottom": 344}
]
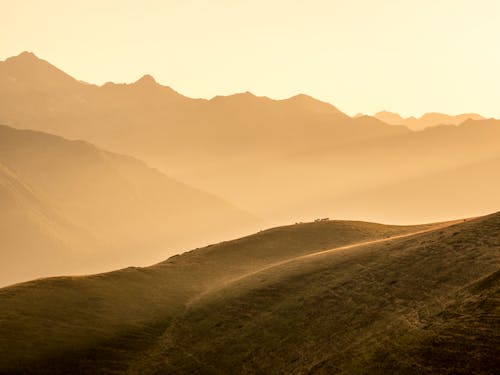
[{"left": 188, "top": 219, "right": 468, "bottom": 306}]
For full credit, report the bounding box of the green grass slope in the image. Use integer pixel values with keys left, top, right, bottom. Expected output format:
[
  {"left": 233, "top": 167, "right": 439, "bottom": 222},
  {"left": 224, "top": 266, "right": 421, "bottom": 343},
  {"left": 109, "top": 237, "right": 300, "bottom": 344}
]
[{"left": 0, "top": 220, "right": 437, "bottom": 373}]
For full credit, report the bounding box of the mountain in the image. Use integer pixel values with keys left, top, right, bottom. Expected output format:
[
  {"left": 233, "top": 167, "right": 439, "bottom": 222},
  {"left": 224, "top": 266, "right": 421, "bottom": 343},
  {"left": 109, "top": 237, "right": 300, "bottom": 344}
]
[
  {"left": 288, "top": 118, "right": 500, "bottom": 223},
  {"left": 0, "top": 52, "right": 408, "bottom": 215},
  {"left": 373, "top": 110, "right": 405, "bottom": 125},
  {"left": 0, "top": 52, "right": 406, "bottom": 151},
  {"left": 1, "top": 52, "right": 500, "bottom": 226},
  {"left": 374, "top": 110, "right": 485, "bottom": 130},
  {"left": 0, "top": 161, "right": 97, "bottom": 286},
  {"left": 0, "top": 124, "right": 260, "bottom": 286},
  {"left": 0, "top": 51, "right": 80, "bottom": 90},
  {"left": 329, "top": 156, "right": 500, "bottom": 224},
  {"left": 0, "top": 213, "right": 498, "bottom": 373}
]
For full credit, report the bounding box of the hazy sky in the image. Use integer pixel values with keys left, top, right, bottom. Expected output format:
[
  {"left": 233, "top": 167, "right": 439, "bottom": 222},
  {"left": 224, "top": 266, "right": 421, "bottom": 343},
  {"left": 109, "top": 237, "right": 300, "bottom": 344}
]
[{"left": 2, "top": 0, "right": 499, "bottom": 117}]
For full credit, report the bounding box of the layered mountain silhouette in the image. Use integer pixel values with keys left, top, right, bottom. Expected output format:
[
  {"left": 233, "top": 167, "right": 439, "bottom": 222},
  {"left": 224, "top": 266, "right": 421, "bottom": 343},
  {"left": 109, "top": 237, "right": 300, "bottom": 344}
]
[
  {"left": 1, "top": 51, "right": 500, "bottom": 225},
  {"left": 0, "top": 124, "right": 260, "bottom": 286},
  {"left": 329, "top": 156, "right": 500, "bottom": 223},
  {"left": 0, "top": 213, "right": 498, "bottom": 373},
  {"left": 1, "top": 50, "right": 499, "bottom": 374},
  {"left": 374, "top": 110, "right": 484, "bottom": 130}
]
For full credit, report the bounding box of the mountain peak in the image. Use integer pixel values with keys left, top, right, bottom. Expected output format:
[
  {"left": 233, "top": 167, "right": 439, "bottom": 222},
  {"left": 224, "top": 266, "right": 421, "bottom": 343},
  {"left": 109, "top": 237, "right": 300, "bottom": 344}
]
[
  {"left": 283, "top": 93, "right": 346, "bottom": 116},
  {"left": 210, "top": 91, "right": 261, "bottom": 103},
  {"left": 2, "top": 51, "right": 79, "bottom": 89},
  {"left": 231, "top": 91, "right": 257, "bottom": 98},
  {"left": 288, "top": 93, "right": 314, "bottom": 101},
  {"left": 374, "top": 111, "right": 404, "bottom": 125},
  {"left": 17, "top": 51, "right": 38, "bottom": 59},
  {"left": 134, "top": 74, "right": 158, "bottom": 86},
  {"left": 5, "top": 51, "right": 42, "bottom": 65}
]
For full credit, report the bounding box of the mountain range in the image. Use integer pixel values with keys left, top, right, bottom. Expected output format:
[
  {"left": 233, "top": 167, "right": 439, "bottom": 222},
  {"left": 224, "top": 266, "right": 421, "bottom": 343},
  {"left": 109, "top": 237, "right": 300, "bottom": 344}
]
[
  {"left": 373, "top": 110, "right": 485, "bottom": 131},
  {"left": 1, "top": 51, "right": 499, "bottom": 227}
]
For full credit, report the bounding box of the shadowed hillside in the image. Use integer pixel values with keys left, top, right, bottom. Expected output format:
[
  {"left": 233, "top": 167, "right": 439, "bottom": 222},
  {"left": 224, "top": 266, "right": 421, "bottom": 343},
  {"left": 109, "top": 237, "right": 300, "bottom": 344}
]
[
  {"left": 0, "top": 214, "right": 498, "bottom": 374},
  {"left": 0, "top": 124, "right": 260, "bottom": 286}
]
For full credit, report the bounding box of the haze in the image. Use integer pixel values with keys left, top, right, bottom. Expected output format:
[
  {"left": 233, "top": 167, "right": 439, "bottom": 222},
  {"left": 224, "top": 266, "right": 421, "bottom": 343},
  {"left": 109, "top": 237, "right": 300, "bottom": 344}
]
[
  {"left": 1, "top": 1, "right": 499, "bottom": 373},
  {"left": 2, "top": 0, "right": 500, "bottom": 118}
]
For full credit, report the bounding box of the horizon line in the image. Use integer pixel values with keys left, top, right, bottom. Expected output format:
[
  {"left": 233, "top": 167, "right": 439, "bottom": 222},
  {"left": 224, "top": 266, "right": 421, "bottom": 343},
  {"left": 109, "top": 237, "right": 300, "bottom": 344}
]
[{"left": 1, "top": 50, "right": 496, "bottom": 120}]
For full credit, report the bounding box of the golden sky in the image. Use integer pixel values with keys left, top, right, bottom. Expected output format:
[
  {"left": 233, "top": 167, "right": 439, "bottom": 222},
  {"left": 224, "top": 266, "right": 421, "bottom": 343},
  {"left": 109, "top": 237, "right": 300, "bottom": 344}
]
[{"left": 2, "top": 0, "right": 499, "bottom": 117}]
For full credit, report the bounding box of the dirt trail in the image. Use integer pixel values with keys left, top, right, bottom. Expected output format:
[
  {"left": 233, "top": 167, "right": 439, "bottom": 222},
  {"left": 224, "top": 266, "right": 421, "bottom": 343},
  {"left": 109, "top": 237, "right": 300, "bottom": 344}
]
[
  {"left": 300, "top": 219, "right": 466, "bottom": 260},
  {"left": 187, "top": 219, "right": 468, "bottom": 307}
]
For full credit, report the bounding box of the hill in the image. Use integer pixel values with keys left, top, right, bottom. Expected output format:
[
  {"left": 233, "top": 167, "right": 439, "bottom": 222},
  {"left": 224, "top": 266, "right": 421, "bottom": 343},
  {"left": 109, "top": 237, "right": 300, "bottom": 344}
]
[
  {"left": 0, "top": 124, "right": 259, "bottom": 286},
  {"left": 0, "top": 213, "right": 498, "bottom": 373}
]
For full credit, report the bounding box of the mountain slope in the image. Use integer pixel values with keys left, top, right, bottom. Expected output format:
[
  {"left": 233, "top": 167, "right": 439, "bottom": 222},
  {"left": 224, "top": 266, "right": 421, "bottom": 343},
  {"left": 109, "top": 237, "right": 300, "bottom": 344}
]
[
  {"left": 0, "top": 214, "right": 498, "bottom": 373},
  {"left": 290, "top": 119, "right": 500, "bottom": 223},
  {"left": 0, "top": 161, "right": 96, "bottom": 285},
  {"left": 329, "top": 156, "right": 500, "bottom": 224},
  {"left": 0, "top": 124, "right": 260, "bottom": 286}
]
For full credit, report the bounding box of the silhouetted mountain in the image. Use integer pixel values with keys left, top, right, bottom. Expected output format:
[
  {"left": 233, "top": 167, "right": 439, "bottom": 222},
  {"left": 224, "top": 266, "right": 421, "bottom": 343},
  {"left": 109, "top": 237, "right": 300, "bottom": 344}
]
[
  {"left": 329, "top": 156, "right": 500, "bottom": 223},
  {"left": 290, "top": 118, "right": 500, "bottom": 223},
  {"left": 1, "top": 52, "right": 499, "bottom": 225},
  {"left": 0, "top": 124, "right": 260, "bottom": 286},
  {"left": 0, "top": 51, "right": 80, "bottom": 90},
  {"left": 374, "top": 110, "right": 484, "bottom": 130},
  {"left": 0, "top": 213, "right": 497, "bottom": 374},
  {"left": 280, "top": 93, "right": 347, "bottom": 115},
  {"left": 0, "top": 51, "right": 407, "bottom": 150},
  {"left": 374, "top": 110, "right": 405, "bottom": 125}
]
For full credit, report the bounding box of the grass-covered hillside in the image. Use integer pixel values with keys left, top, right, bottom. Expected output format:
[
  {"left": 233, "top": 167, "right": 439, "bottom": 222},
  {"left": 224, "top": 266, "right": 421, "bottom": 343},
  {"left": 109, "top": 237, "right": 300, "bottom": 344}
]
[{"left": 0, "top": 215, "right": 498, "bottom": 374}]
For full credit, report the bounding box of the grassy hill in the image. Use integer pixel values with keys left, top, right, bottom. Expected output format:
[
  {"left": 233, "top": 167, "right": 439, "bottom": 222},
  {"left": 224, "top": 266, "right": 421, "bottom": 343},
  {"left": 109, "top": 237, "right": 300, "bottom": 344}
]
[
  {"left": 1, "top": 214, "right": 498, "bottom": 374},
  {"left": 146, "top": 214, "right": 498, "bottom": 374}
]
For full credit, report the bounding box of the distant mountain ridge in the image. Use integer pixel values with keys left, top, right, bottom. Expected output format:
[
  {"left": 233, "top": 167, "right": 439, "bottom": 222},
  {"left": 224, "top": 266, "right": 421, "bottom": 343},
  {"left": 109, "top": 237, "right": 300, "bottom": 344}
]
[
  {"left": 0, "top": 51, "right": 402, "bottom": 139},
  {"left": 1, "top": 51, "right": 500, "bottom": 225},
  {"left": 374, "top": 110, "right": 485, "bottom": 130},
  {"left": 0, "top": 124, "right": 260, "bottom": 287},
  {"left": 0, "top": 52, "right": 491, "bottom": 133}
]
